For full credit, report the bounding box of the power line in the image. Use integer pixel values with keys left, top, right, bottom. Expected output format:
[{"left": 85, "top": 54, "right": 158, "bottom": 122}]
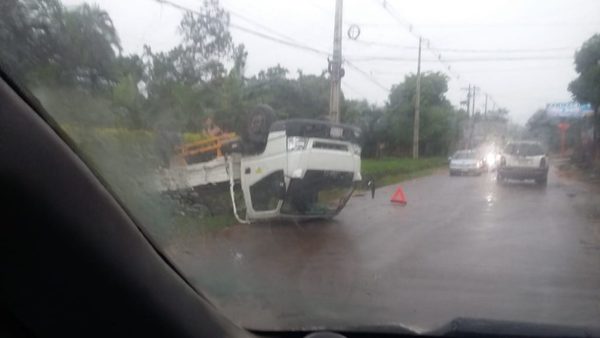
[
  {"left": 346, "top": 55, "right": 573, "bottom": 63},
  {"left": 305, "top": 0, "right": 373, "bottom": 29},
  {"left": 349, "top": 39, "right": 415, "bottom": 49},
  {"left": 460, "top": 66, "right": 570, "bottom": 74},
  {"left": 372, "top": 0, "right": 462, "bottom": 78},
  {"left": 349, "top": 39, "right": 576, "bottom": 54},
  {"left": 229, "top": 23, "right": 330, "bottom": 56},
  {"left": 223, "top": 6, "right": 308, "bottom": 47},
  {"left": 154, "top": 0, "right": 330, "bottom": 57},
  {"left": 421, "top": 47, "right": 575, "bottom": 54},
  {"left": 345, "top": 60, "right": 390, "bottom": 92},
  {"left": 370, "top": 0, "right": 514, "bottom": 112},
  {"left": 155, "top": 0, "right": 390, "bottom": 96}
]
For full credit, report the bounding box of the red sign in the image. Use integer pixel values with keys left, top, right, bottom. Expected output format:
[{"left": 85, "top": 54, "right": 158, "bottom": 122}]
[{"left": 558, "top": 122, "right": 570, "bottom": 132}]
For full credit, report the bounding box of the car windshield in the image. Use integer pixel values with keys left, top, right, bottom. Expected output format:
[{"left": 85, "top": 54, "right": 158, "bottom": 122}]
[
  {"left": 3, "top": 0, "right": 600, "bottom": 335},
  {"left": 453, "top": 151, "right": 477, "bottom": 159}
]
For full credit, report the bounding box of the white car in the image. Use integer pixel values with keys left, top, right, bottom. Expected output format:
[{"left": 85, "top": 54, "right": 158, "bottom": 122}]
[
  {"left": 497, "top": 141, "right": 549, "bottom": 185},
  {"left": 449, "top": 150, "right": 485, "bottom": 176}
]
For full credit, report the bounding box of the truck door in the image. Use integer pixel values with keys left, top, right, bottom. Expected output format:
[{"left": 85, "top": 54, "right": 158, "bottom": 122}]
[{"left": 240, "top": 132, "right": 287, "bottom": 219}]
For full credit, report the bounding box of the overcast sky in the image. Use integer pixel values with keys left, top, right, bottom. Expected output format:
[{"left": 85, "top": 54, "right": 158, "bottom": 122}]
[{"left": 64, "top": 0, "right": 600, "bottom": 124}]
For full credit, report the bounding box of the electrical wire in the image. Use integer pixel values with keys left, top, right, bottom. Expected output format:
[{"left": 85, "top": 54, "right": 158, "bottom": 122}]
[
  {"left": 221, "top": 4, "right": 323, "bottom": 51},
  {"left": 154, "top": 0, "right": 330, "bottom": 57},
  {"left": 154, "top": 0, "right": 391, "bottom": 95},
  {"left": 370, "top": 0, "right": 512, "bottom": 111},
  {"left": 345, "top": 60, "right": 390, "bottom": 92},
  {"left": 346, "top": 55, "right": 573, "bottom": 63},
  {"left": 349, "top": 39, "right": 576, "bottom": 54}
]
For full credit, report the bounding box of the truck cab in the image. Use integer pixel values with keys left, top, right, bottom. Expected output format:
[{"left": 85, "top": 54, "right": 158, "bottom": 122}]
[{"left": 241, "top": 119, "right": 362, "bottom": 220}]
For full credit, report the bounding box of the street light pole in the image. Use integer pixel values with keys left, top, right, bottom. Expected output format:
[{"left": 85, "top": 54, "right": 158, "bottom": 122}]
[
  {"left": 413, "top": 36, "right": 422, "bottom": 159},
  {"left": 329, "top": 0, "right": 343, "bottom": 123}
]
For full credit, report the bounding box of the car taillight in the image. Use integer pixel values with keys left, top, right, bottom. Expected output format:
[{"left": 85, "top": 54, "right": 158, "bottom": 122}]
[
  {"left": 500, "top": 156, "right": 506, "bottom": 166},
  {"left": 540, "top": 157, "right": 546, "bottom": 168}
]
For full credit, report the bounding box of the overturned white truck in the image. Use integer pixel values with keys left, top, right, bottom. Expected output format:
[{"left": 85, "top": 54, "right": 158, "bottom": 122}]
[{"left": 157, "top": 106, "right": 362, "bottom": 223}]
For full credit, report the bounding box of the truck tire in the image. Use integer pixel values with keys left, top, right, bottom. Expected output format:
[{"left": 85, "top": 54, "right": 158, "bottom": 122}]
[{"left": 243, "top": 104, "right": 275, "bottom": 154}]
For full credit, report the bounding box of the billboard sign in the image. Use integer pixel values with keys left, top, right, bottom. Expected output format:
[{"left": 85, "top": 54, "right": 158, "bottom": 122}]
[{"left": 546, "top": 102, "right": 594, "bottom": 118}]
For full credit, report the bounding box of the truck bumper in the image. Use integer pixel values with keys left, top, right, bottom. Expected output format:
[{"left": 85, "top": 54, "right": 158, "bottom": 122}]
[{"left": 498, "top": 166, "right": 548, "bottom": 180}]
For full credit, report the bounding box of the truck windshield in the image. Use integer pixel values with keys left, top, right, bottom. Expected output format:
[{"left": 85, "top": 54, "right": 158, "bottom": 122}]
[{"left": 281, "top": 171, "right": 354, "bottom": 216}]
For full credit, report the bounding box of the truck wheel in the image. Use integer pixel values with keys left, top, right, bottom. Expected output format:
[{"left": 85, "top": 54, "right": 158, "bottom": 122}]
[{"left": 243, "top": 104, "right": 275, "bottom": 154}]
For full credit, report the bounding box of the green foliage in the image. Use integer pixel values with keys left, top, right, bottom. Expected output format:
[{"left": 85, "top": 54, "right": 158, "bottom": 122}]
[
  {"left": 361, "top": 157, "right": 446, "bottom": 186},
  {"left": 62, "top": 125, "right": 235, "bottom": 239},
  {"left": 57, "top": 4, "right": 121, "bottom": 87},
  {"left": 382, "top": 72, "right": 465, "bottom": 156},
  {"left": 527, "top": 109, "right": 558, "bottom": 151},
  {"left": 342, "top": 99, "right": 385, "bottom": 156},
  {"left": 1, "top": 0, "right": 122, "bottom": 88},
  {"left": 33, "top": 86, "right": 118, "bottom": 126},
  {"left": 0, "top": 0, "right": 63, "bottom": 82},
  {"left": 569, "top": 34, "right": 600, "bottom": 111},
  {"left": 244, "top": 66, "right": 329, "bottom": 121},
  {"left": 362, "top": 157, "right": 446, "bottom": 178},
  {"left": 527, "top": 108, "right": 583, "bottom": 153},
  {"left": 3, "top": 0, "right": 465, "bottom": 159}
]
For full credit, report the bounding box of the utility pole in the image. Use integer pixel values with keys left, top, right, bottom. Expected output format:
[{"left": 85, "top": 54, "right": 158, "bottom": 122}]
[
  {"left": 328, "top": 0, "right": 343, "bottom": 123},
  {"left": 412, "top": 36, "right": 422, "bottom": 159},
  {"left": 466, "top": 84, "right": 471, "bottom": 116},
  {"left": 471, "top": 86, "right": 478, "bottom": 116},
  {"left": 459, "top": 85, "right": 472, "bottom": 150},
  {"left": 461, "top": 84, "right": 471, "bottom": 116},
  {"left": 468, "top": 86, "right": 479, "bottom": 149},
  {"left": 484, "top": 94, "right": 488, "bottom": 116}
]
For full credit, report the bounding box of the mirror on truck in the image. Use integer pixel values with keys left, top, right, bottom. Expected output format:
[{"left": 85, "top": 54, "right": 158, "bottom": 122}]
[{"left": 367, "top": 178, "right": 375, "bottom": 199}]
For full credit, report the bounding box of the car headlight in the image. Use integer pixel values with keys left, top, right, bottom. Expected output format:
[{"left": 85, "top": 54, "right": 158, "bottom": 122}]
[
  {"left": 486, "top": 153, "right": 496, "bottom": 166},
  {"left": 351, "top": 144, "right": 361, "bottom": 155},
  {"left": 287, "top": 137, "right": 307, "bottom": 151}
]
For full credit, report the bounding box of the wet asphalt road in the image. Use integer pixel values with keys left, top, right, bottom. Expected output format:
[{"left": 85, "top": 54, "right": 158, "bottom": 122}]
[{"left": 169, "top": 165, "right": 600, "bottom": 332}]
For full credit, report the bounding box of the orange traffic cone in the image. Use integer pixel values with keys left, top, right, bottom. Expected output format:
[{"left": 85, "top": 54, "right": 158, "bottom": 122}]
[{"left": 390, "top": 186, "right": 407, "bottom": 205}]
